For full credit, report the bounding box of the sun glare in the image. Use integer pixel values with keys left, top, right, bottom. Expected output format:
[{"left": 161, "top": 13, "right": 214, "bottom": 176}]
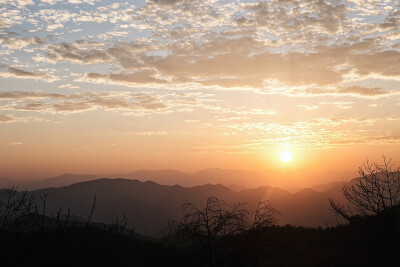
[{"left": 279, "top": 151, "right": 293, "bottom": 163}]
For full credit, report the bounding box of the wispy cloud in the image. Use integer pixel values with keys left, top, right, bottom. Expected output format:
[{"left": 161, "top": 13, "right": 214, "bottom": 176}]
[{"left": 0, "top": 67, "right": 58, "bottom": 82}]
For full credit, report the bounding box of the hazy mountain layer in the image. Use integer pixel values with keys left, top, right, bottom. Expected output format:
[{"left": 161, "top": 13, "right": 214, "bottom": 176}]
[{"left": 23, "top": 178, "right": 338, "bottom": 236}]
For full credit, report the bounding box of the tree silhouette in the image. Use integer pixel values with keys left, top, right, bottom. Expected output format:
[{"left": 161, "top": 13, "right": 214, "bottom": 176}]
[
  {"left": 163, "top": 197, "right": 279, "bottom": 266},
  {"left": 252, "top": 200, "right": 279, "bottom": 230},
  {"left": 0, "top": 187, "right": 31, "bottom": 239},
  {"left": 329, "top": 156, "right": 400, "bottom": 222},
  {"left": 329, "top": 156, "right": 400, "bottom": 264}
]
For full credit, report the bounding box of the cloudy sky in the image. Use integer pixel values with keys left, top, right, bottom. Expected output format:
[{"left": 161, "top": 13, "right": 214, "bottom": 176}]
[{"left": 1, "top": 0, "right": 400, "bottom": 186}]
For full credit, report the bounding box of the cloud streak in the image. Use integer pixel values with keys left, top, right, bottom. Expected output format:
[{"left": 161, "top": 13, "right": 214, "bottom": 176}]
[
  {"left": 1, "top": 91, "right": 169, "bottom": 114},
  {"left": 0, "top": 67, "right": 58, "bottom": 82}
]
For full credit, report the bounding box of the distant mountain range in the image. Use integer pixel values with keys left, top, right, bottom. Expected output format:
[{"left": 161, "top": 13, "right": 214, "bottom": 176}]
[
  {"left": 0, "top": 169, "right": 358, "bottom": 236},
  {"left": 0, "top": 168, "right": 354, "bottom": 192},
  {"left": 0, "top": 178, "right": 352, "bottom": 236},
  {"left": 1, "top": 168, "right": 267, "bottom": 190}
]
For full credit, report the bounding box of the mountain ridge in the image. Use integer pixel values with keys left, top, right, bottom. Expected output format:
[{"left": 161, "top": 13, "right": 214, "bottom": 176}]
[{"left": 6, "top": 178, "right": 338, "bottom": 236}]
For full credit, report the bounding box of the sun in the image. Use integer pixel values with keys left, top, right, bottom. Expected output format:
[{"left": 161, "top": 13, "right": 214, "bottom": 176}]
[{"left": 279, "top": 151, "right": 293, "bottom": 163}]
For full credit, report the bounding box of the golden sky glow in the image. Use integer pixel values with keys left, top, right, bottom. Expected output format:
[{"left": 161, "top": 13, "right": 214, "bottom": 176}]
[{"left": 1, "top": 0, "right": 400, "bottom": 188}]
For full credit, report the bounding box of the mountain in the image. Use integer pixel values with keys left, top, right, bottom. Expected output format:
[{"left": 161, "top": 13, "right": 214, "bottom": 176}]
[
  {"left": 324, "top": 177, "right": 361, "bottom": 201},
  {"left": 192, "top": 168, "right": 265, "bottom": 187},
  {"left": 26, "top": 173, "right": 103, "bottom": 190},
  {"left": 227, "top": 184, "right": 247, "bottom": 192},
  {"left": 16, "top": 168, "right": 355, "bottom": 193},
  {"left": 0, "top": 176, "right": 39, "bottom": 188},
  {"left": 24, "top": 170, "right": 194, "bottom": 190},
  {"left": 311, "top": 181, "right": 345, "bottom": 193},
  {"left": 123, "top": 169, "right": 193, "bottom": 186},
  {"left": 23, "top": 178, "right": 336, "bottom": 236},
  {"left": 22, "top": 169, "right": 258, "bottom": 190}
]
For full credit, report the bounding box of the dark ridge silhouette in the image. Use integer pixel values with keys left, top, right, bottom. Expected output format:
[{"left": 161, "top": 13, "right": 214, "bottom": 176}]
[{"left": 23, "top": 168, "right": 265, "bottom": 190}]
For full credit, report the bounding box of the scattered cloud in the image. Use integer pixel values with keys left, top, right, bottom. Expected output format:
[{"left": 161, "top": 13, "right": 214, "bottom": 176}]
[{"left": 0, "top": 67, "right": 58, "bottom": 82}]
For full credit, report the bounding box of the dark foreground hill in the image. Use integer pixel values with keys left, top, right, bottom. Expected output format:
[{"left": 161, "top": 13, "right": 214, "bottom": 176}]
[
  {"left": 17, "top": 178, "right": 336, "bottom": 236},
  {"left": 1, "top": 221, "right": 397, "bottom": 266}
]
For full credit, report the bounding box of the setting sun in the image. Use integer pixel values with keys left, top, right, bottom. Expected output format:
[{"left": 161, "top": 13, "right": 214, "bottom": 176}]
[{"left": 279, "top": 151, "right": 293, "bottom": 163}]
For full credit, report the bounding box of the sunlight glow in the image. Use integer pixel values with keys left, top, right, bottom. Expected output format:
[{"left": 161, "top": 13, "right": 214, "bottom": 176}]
[{"left": 279, "top": 151, "right": 293, "bottom": 163}]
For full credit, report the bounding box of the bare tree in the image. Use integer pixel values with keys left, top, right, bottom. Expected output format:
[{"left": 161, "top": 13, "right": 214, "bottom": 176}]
[
  {"left": 329, "top": 156, "right": 400, "bottom": 222},
  {"left": 164, "top": 197, "right": 248, "bottom": 265},
  {"left": 0, "top": 187, "right": 32, "bottom": 238},
  {"left": 85, "top": 194, "right": 97, "bottom": 229},
  {"left": 252, "top": 200, "right": 280, "bottom": 230},
  {"left": 329, "top": 156, "right": 400, "bottom": 264},
  {"left": 26, "top": 193, "right": 49, "bottom": 233},
  {"left": 109, "top": 213, "right": 132, "bottom": 237},
  {"left": 163, "top": 197, "right": 279, "bottom": 265}
]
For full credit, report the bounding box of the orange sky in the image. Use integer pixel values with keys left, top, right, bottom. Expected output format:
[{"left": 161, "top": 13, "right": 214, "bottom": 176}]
[{"left": 1, "top": 0, "right": 400, "bottom": 188}]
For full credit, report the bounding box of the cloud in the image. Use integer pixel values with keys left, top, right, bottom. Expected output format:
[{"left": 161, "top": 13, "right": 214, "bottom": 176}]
[
  {"left": 84, "top": 71, "right": 167, "bottom": 85},
  {"left": 1, "top": 91, "right": 168, "bottom": 114},
  {"left": 0, "top": 141, "right": 23, "bottom": 146},
  {"left": 217, "top": 117, "right": 399, "bottom": 150},
  {"left": 0, "top": 114, "right": 21, "bottom": 123},
  {"left": 1, "top": 0, "right": 33, "bottom": 6},
  {"left": 0, "top": 91, "right": 77, "bottom": 99},
  {"left": 40, "top": 0, "right": 63, "bottom": 5},
  {"left": 47, "top": 42, "right": 111, "bottom": 64},
  {"left": 150, "top": 0, "right": 187, "bottom": 6},
  {"left": 349, "top": 51, "right": 400, "bottom": 77},
  {"left": 0, "top": 67, "right": 58, "bottom": 82},
  {"left": 297, "top": 105, "right": 319, "bottom": 110},
  {"left": 0, "top": 0, "right": 399, "bottom": 160},
  {"left": 301, "top": 86, "right": 395, "bottom": 98},
  {"left": 45, "top": 39, "right": 154, "bottom": 67},
  {"left": 153, "top": 49, "right": 343, "bottom": 86},
  {"left": 337, "top": 86, "right": 392, "bottom": 97},
  {"left": 64, "top": 35, "right": 400, "bottom": 89},
  {"left": 7, "top": 141, "right": 23, "bottom": 145},
  {"left": 0, "top": 37, "right": 45, "bottom": 49},
  {"left": 240, "top": 0, "right": 348, "bottom": 35},
  {"left": 20, "top": 0, "right": 398, "bottom": 90}
]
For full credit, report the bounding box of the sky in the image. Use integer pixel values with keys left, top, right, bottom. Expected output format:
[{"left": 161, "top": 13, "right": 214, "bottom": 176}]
[{"left": 1, "top": 0, "right": 400, "bottom": 187}]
